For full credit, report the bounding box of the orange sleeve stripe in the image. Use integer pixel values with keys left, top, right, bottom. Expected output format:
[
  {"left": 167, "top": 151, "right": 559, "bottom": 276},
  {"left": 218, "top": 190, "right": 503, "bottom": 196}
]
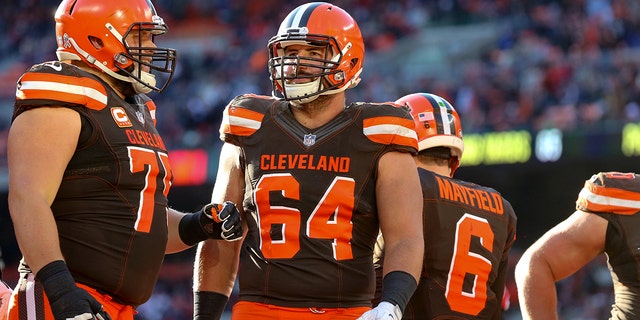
[
  {"left": 220, "top": 106, "right": 265, "bottom": 136},
  {"left": 581, "top": 200, "right": 639, "bottom": 215},
  {"left": 17, "top": 72, "right": 107, "bottom": 110},
  {"left": 587, "top": 182, "right": 640, "bottom": 202},
  {"left": 364, "top": 115, "right": 415, "bottom": 129},
  {"left": 147, "top": 100, "right": 157, "bottom": 125},
  {"left": 363, "top": 116, "right": 418, "bottom": 149},
  {"left": 578, "top": 184, "right": 640, "bottom": 215}
]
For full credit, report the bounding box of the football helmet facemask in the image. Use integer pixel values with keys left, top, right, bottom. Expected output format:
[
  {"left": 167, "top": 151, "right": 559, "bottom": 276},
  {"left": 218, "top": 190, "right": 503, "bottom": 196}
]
[
  {"left": 268, "top": 2, "right": 364, "bottom": 103},
  {"left": 396, "top": 93, "right": 464, "bottom": 176},
  {"left": 55, "top": 0, "right": 176, "bottom": 93}
]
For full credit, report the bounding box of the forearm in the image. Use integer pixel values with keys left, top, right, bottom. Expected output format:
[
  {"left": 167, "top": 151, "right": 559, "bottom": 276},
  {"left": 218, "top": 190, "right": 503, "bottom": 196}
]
[
  {"left": 515, "top": 259, "right": 559, "bottom": 319},
  {"left": 166, "top": 208, "right": 191, "bottom": 253},
  {"left": 382, "top": 237, "right": 423, "bottom": 281},
  {"left": 194, "top": 239, "right": 241, "bottom": 295},
  {"left": 9, "top": 199, "right": 64, "bottom": 274},
  {"left": 192, "top": 239, "right": 241, "bottom": 320}
]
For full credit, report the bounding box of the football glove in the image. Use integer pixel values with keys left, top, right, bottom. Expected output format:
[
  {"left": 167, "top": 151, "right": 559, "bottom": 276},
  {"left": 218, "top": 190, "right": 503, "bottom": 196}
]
[
  {"left": 179, "top": 201, "right": 243, "bottom": 246},
  {"left": 357, "top": 301, "right": 402, "bottom": 320},
  {"left": 36, "top": 261, "right": 112, "bottom": 320}
]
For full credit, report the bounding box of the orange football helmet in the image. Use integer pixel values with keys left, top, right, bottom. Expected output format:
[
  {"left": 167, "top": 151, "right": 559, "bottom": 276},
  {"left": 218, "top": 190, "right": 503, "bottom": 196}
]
[
  {"left": 268, "top": 2, "right": 364, "bottom": 103},
  {"left": 396, "top": 93, "right": 464, "bottom": 176},
  {"left": 55, "top": 0, "right": 176, "bottom": 93}
]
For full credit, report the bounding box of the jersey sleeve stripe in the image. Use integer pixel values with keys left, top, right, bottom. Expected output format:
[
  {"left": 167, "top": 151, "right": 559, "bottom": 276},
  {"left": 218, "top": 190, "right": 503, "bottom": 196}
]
[
  {"left": 147, "top": 100, "right": 157, "bottom": 124},
  {"left": 363, "top": 116, "right": 418, "bottom": 148},
  {"left": 17, "top": 73, "right": 108, "bottom": 109},
  {"left": 578, "top": 185, "right": 640, "bottom": 215},
  {"left": 221, "top": 106, "right": 265, "bottom": 136}
]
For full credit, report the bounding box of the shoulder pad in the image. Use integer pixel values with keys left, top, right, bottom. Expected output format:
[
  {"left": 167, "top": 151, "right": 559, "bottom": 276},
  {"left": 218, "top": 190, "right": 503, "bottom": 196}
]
[
  {"left": 358, "top": 102, "right": 418, "bottom": 151},
  {"left": 220, "top": 94, "right": 275, "bottom": 137},
  {"left": 16, "top": 62, "right": 108, "bottom": 110},
  {"left": 576, "top": 172, "right": 640, "bottom": 215}
]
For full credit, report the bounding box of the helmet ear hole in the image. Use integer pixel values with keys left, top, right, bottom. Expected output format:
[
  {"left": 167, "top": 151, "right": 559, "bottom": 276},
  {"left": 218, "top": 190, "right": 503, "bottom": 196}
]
[
  {"left": 349, "top": 58, "right": 358, "bottom": 69},
  {"left": 88, "top": 36, "right": 104, "bottom": 49}
]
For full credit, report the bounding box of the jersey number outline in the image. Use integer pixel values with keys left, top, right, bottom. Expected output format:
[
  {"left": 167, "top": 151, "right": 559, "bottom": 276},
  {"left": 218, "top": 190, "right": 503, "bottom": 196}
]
[
  {"left": 128, "top": 146, "right": 172, "bottom": 233},
  {"left": 445, "top": 213, "right": 494, "bottom": 315},
  {"left": 254, "top": 173, "right": 355, "bottom": 260}
]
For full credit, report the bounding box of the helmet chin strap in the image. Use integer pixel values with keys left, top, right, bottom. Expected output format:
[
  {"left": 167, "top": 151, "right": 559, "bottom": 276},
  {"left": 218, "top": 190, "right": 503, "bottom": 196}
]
[
  {"left": 132, "top": 69, "right": 156, "bottom": 94},
  {"left": 283, "top": 78, "right": 322, "bottom": 103}
]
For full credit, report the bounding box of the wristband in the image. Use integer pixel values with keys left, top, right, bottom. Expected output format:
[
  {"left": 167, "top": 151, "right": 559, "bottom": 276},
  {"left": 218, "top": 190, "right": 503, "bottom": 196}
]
[
  {"left": 179, "top": 211, "right": 209, "bottom": 246},
  {"left": 193, "top": 291, "right": 228, "bottom": 320},
  {"left": 35, "top": 260, "right": 77, "bottom": 302},
  {"left": 380, "top": 270, "right": 417, "bottom": 313}
]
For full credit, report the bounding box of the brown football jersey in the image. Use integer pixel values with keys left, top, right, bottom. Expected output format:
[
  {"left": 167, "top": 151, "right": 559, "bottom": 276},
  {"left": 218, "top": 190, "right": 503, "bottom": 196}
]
[
  {"left": 402, "top": 169, "right": 517, "bottom": 319},
  {"left": 220, "top": 94, "right": 418, "bottom": 308},
  {"left": 14, "top": 61, "right": 172, "bottom": 306},
  {"left": 577, "top": 171, "right": 640, "bottom": 318}
]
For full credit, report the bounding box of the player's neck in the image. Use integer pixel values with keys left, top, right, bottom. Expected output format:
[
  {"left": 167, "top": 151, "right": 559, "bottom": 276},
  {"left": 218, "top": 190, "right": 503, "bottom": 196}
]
[
  {"left": 417, "top": 161, "right": 451, "bottom": 177},
  {"left": 289, "top": 93, "right": 346, "bottom": 130}
]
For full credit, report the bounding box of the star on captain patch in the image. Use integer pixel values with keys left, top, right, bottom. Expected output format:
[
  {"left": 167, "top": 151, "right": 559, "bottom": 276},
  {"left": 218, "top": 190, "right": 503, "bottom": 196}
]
[{"left": 303, "top": 133, "right": 316, "bottom": 146}]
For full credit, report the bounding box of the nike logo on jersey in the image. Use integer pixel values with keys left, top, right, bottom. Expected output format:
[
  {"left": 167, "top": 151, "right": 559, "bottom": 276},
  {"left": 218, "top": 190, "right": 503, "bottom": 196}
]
[{"left": 43, "top": 61, "right": 63, "bottom": 72}]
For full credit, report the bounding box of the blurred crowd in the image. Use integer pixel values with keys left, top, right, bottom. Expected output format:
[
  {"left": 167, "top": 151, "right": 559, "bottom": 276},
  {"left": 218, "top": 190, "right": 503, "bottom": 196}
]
[
  {"left": 1, "top": 0, "right": 639, "bottom": 319},
  {"left": 1, "top": 0, "right": 640, "bottom": 151}
]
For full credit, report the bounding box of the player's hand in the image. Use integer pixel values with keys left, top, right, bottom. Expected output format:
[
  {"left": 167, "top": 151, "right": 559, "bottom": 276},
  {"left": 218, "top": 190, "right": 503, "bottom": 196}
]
[
  {"left": 357, "top": 301, "right": 402, "bottom": 320},
  {"left": 201, "top": 201, "right": 242, "bottom": 241},
  {"left": 36, "top": 261, "right": 112, "bottom": 320},
  {"left": 48, "top": 286, "right": 112, "bottom": 320}
]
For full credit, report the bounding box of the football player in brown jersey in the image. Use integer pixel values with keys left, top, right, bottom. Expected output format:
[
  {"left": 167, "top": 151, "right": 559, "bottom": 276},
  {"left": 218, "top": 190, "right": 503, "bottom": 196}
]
[
  {"left": 516, "top": 171, "right": 640, "bottom": 319},
  {"left": 192, "top": 2, "right": 424, "bottom": 320},
  {"left": 6, "top": 1, "right": 241, "bottom": 319},
  {"left": 373, "top": 93, "right": 517, "bottom": 319}
]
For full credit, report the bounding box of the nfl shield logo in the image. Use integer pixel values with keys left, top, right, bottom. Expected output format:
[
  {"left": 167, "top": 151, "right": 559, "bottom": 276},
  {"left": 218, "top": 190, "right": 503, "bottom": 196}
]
[
  {"left": 303, "top": 134, "right": 316, "bottom": 146},
  {"left": 135, "top": 111, "right": 145, "bottom": 125}
]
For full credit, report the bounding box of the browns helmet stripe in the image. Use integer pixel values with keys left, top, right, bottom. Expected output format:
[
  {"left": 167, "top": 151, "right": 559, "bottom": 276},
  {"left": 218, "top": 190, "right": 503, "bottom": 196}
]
[
  {"left": 423, "top": 93, "right": 454, "bottom": 136},
  {"left": 281, "top": 2, "right": 322, "bottom": 29}
]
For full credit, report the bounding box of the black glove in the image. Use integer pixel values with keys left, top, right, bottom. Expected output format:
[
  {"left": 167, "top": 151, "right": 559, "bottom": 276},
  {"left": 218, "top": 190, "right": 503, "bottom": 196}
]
[
  {"left": 36, "top": 260, "right": 112, "bottom": 320},
  {"left": 179, "top": 201, "right": 243, "bottom": 246}
]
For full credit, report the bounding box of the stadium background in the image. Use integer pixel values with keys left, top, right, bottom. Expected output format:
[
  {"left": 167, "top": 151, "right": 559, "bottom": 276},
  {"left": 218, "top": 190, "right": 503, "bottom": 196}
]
[{"left": 1, "top": 0, "right": 639, "bottom": 318}]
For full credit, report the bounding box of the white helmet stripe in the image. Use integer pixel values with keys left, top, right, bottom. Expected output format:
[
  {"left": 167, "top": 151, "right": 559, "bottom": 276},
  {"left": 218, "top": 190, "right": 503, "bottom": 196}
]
[
  {"left": 290, "top": 3, "right": 314, "bottom": 27},
  {"left": 283, "top": 2, "right": 323, "bottom": 29},
  {"left": 435, "top": 95, "right": 452, "bottom": 135}
]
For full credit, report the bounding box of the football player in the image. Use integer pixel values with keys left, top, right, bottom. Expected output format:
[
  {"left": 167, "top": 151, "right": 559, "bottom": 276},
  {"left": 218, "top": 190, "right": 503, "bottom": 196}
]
[
  {"left": 373, "top": 93, "right": 517, "bottom": 319},
  {"left": 6, "top": 1, "right": 241, "bottom": 319},
  {"left": 192, "top": 2, "right": 424, "bottom": 320},
  {"left": 516, "top": 171, "right": 640, "bottom": 318}
]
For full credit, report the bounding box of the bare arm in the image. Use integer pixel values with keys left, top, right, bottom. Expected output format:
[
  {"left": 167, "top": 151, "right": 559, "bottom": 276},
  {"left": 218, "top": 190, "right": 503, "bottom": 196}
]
[
  {"left": 194, "top": 143, "right": 245, "bottom": 296},
  {"left": 377, "top": 151, "right": 423, "bottom": 282},
  {"left": 8, "top": 107, "right": 81, "bottom": 274},
  {"left": 165, "top": 207, "right": 191, "bottom": 253},
  {"left": 514, "top": 210, "right": 607, "bottom": 320}
]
